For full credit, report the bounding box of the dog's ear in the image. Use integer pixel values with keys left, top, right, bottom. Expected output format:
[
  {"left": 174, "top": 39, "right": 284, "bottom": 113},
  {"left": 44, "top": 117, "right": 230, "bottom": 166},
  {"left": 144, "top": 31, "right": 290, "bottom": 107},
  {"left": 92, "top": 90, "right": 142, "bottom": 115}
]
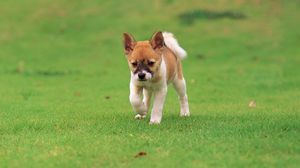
[
  {"left": 123, "top": 33, "right": 136, "bottom": 55},
  {"left": 150, "top": 31, "right": 164, "bottom": 50}
]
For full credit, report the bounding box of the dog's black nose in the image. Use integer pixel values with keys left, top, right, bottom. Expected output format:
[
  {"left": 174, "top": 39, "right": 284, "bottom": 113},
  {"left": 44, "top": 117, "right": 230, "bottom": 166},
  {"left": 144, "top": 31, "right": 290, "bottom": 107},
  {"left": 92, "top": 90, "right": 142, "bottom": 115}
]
[{"left": 138, "top": 73, "right": 146, "bottom": 80}]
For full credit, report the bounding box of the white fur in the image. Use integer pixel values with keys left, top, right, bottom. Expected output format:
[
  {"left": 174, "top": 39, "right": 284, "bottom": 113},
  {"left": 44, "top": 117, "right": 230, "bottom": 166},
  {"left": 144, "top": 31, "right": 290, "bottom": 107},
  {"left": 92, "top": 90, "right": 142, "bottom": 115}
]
[
  {"left": 149, "top": 58, "right": 167, "bottom": 124},
  {"left": 129, "top": 81, "right": 147, "bottom": 115},
  {"left": 132, "top": 70, "right": 152, "bottom": 81},
  {"left": 173, "top": 77, "right": 190, "bottom": 116},
  {"left": 162, "top": 32, "right": 187, "bottom": 60}
]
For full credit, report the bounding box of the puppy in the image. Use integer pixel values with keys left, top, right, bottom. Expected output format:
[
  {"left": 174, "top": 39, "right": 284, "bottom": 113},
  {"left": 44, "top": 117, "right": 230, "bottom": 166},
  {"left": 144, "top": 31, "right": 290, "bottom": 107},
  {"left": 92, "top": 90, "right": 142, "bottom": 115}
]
[{"left": 123, "top": 31, "right": 190, "bottom": 124}]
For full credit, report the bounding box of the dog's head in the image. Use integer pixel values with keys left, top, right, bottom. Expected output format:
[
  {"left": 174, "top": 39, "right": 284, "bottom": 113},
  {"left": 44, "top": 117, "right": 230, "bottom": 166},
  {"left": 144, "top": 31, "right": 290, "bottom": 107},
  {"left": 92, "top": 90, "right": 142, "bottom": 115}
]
[{"left": 123, "top": 31, "right": 164, "bottom": 82}]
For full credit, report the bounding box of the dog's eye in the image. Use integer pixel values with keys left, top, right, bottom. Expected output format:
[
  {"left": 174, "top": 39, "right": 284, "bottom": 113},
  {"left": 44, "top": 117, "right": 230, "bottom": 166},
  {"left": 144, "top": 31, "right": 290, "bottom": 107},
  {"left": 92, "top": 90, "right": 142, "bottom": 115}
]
[
  {"left": 148, "top": 61, "right": 155, "bottom": 66},
  {"left": 131, "top": 62, "right": 137, "bottom": 67}
]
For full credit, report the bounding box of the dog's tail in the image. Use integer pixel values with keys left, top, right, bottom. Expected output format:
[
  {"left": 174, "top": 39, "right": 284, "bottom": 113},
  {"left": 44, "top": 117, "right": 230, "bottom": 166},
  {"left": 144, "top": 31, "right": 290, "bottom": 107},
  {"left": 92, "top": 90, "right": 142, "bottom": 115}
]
[{"left": 162, "top": 32, "right": 187, "bottom": 60}]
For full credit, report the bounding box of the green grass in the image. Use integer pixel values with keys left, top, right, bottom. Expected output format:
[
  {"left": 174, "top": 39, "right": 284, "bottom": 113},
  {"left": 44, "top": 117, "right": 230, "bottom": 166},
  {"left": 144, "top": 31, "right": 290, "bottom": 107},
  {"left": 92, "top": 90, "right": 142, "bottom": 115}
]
[{"left": 0, "top": 0, "right": 299, "bottom": 167}]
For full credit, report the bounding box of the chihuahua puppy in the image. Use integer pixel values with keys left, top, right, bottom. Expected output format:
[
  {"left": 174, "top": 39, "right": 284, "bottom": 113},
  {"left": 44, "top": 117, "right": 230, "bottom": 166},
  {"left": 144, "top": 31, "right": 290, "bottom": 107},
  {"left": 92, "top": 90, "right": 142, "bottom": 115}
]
[{"left": 123, "top": 31, "right": 190, "bottom": 124}]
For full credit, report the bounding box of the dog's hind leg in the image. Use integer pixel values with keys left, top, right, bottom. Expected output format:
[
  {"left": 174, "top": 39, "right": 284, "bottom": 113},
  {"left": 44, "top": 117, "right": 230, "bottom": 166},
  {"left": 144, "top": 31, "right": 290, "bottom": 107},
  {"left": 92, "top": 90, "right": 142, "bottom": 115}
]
[{"left": 173, "top": 78, "right": 190, "bottom": 117}]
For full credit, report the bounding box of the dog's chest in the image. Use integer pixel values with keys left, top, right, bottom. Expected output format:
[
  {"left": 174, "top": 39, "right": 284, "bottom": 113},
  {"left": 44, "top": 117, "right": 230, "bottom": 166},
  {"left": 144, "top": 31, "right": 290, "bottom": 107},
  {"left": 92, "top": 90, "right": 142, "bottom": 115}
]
[{"left": 133, "top": 80, "right": 165, "bottom": 91}]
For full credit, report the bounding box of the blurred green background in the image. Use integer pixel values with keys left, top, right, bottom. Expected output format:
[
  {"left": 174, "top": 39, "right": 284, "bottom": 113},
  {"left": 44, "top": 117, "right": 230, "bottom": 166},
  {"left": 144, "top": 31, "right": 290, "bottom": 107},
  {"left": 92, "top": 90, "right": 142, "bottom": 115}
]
[{"left": 0, "top": 0, "right": 299, "bottom": 167}]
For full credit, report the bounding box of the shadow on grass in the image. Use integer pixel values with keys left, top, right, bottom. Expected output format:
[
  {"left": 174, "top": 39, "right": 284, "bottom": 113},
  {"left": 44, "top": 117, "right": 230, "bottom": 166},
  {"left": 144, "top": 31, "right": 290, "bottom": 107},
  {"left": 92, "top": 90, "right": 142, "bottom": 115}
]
[
  {"left": 178, "top": 9, "right": 247, "bottom": 25},
  {"left": 2, "top": 113, "right": 295, "bottom": 138},
  {"left": 10, "top": 69, "right": 80, "bottom": 77}
]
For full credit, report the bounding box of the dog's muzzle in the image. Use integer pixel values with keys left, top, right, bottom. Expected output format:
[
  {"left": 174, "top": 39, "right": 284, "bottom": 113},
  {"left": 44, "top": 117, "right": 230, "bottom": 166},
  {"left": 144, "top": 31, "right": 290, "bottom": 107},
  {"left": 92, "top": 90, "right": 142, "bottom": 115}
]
[{"left": 138, "top": 72, "right": 146, "bottom": 80}]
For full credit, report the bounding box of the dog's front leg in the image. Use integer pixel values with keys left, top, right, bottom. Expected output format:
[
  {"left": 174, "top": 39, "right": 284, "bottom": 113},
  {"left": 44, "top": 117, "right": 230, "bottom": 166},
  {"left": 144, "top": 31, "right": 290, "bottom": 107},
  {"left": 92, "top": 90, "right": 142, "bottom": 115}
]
[
  {"left": 143, "top": 89, "right": 152, "bottom": 113},
  {"left": 150, "top": 86, "right": 167, "bottom": 124},
  {"left": 129, "top": 83, "right": 147, "bottom": 119}
]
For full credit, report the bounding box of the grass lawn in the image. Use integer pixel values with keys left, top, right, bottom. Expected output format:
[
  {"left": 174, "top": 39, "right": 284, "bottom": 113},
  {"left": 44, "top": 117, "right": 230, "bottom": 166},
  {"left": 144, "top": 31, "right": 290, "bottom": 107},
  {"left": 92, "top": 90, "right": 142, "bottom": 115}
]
[{"left": 0, "top": 0, "right": 299, "bottom": 167}]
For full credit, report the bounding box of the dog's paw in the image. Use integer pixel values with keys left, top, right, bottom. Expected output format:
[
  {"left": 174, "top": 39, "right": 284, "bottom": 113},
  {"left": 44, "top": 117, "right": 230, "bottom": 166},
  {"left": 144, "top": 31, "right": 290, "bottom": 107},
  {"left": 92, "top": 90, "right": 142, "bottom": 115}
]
[
  {"left": 135, "top": 114, "right": 146, "bottom": 120},
  {"left": 149, "top": 121, "right": 160, "bottom": 125},
  {"left": 180, "top": 111, "right": 190, "bottom": 117},
  {"left": 149, "top": 120, "right": 161, "bottom": 125}
]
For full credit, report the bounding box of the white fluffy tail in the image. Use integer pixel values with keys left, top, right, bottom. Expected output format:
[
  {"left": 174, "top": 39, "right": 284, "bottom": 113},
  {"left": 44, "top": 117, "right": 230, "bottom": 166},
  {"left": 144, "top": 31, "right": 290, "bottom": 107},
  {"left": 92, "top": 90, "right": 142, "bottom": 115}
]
[{"left": 162, "top": 32, "right": 187, "bottom": 60}]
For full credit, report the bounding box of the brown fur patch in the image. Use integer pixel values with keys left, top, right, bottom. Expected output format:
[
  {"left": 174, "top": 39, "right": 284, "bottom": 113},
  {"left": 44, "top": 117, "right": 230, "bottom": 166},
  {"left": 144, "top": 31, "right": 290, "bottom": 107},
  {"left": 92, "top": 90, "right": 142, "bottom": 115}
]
[
  {"left": 162, "top": 48, "right": 178, "bottom": 81},
  {"left": 126, "top": 40, "right": 184, "bottom": 83},
  {"left": 176, "top": 60, "right": 183, "bottom": 80},
  {"left": 127, "top": 41, "right": 162, "bottom": 75}
]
